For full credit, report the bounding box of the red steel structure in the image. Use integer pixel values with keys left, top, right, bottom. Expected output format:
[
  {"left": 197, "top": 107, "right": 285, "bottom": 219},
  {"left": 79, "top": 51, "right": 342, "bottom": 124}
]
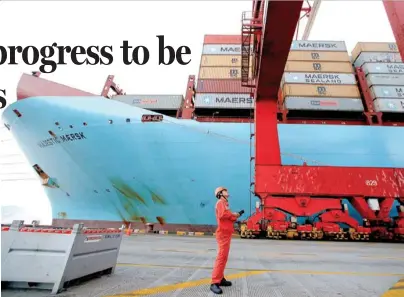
[{"left": 238, "top": 0, "right": 404, "bottom": 241}]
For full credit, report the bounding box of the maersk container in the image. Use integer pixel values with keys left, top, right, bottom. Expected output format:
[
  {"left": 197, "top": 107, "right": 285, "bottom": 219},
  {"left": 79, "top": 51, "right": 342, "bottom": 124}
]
[
  {"left": 281, "top": 72, "right": 356, "bottom": 86},
  {"left": 290, "top": 40, "right": 347, "bottom": 52},
  {"left": 202, "top": 44, "right": 253, "bottom": 55},
  {"left": 112, "top": 95, "right": 183, "bottom": 110},
  {"left": 284, "top": 97, "right": 364, "bottom": 111},
  {"left": 353, "top": 52, "right": 402, "bottom": 68},
  {"left": 200, "top": 55, "right": 254, "bottom": 67},
  {"left": 369, "top": 85, "right": 404, "bottom": 100},
  {"left": 196, "top": 79, "right": 253, "bottom": 93},
  {"left": 362, "top": 62, "right": 404, "bottom": 75},
  {"left": 194, "top": 93, "right": 254, "bottom": 109},
  {"left": 282, "top": 84, "right": 360, "bottom": 98},
  {"left": 351, "top": 42, "right": 398, "bottom": 62},
  {"left": 287, "top": 51, "right": 350, "bottom": 62},
  {"left": 284, "top": 61, "right": 353, "bottom": 73},
  {"left": 373, "top": 98, "right": 404, "bottom": 112},
  {"left": 366, "top": 74, "right": 404, "bottom": 87},
  {"left": 203, "top": 35, "right": 243, "bottom": 45},
  {"left": 198, "top": 67, "right": 252, "bottom": 80}
]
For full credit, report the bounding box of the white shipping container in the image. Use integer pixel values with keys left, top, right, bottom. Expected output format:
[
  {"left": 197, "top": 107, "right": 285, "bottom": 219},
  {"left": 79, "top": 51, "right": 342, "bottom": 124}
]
[
  {"left": 284, "top": 97, "right": 364, "bottom": 111},
  {"left": 112, "top": 95, "right": 183, "bottom": 110},
  {"left": 290, "top": 40, "right": 347, "bottom": 52},
  {"left": 195, "top": 93, "right": 254, "bottom": 109},
  {"left": 202, "top": 44, "right": 253, "bottom": 55},
  {"left": 370, "top": 86, "right": 404, "bottom": 100},
  {"left": 366, "top": 74, "right": 404, "bottom": 87},
  {"left": 354, "top": 52, "right": 402, "bottom": 68},
  {"left": 282, "top": 72, "right": 356, "bottom": 85},
  {"left": 362, "top": 62, "right": 404, "bottom": 75},
  {"left": 373, "top": 98, "right": 404, "bottom": 113},
  {"left": 203, "top": 41, "right": 347, "bottom": 55}
]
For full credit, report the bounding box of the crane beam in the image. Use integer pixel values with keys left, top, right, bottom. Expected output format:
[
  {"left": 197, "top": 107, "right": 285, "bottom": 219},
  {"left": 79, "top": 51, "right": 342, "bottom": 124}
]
[
  {"left": 254, "top": 0, "right": 304, "bottom": 170},
  {"left": 383, "top": 1, "right": 404, "bottom": 61},
  {"left": 302, "top": 0, "right": 322, "bottom": 40}
]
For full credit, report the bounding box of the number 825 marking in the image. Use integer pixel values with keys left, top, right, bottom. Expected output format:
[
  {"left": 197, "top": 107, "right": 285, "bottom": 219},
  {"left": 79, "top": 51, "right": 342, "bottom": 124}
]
[{"left": 365, "top": 180, "right": 378, "bottom": 186}]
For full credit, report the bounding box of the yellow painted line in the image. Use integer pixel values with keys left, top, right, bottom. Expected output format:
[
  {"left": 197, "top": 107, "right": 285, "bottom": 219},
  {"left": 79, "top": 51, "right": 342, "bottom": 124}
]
[
  {"left": 116, "top": 263, "right": 404, "bottom": 277},
  {"left": 107, "top": 270, "right": 267, "bottom": 297},
  {"left": 381, "top": 278, "right": 404, "bottom": 297},
  {"left": 392, "top": 279, "right": 404, "bottom": 288},
  {"left": 117, "top": 263, "right": 242, "bottom": 271}
]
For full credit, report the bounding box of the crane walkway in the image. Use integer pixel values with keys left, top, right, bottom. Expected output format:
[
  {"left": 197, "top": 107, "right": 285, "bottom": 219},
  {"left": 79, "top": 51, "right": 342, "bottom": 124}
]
[{"left": 2, "top": 235, "right": 403, "bottom": 297}]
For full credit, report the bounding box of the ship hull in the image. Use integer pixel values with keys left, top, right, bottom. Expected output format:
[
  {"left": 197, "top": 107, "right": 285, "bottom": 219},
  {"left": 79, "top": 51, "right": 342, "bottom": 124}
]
[{"left": 2, "top": 96, "right": 403, "bottom": 230}]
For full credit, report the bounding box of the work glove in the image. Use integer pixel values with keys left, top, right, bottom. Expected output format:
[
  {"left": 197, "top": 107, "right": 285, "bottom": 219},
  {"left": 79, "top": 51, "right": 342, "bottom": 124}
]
[{"left": 238, "top": 210, "right": 245, "bottom": 216}]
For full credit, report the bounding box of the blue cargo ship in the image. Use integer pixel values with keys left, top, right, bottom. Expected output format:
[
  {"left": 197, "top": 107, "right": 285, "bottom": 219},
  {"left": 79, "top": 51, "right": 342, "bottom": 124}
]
[{"left": 2, "top": 94, "right": 403, "bottom": 230}]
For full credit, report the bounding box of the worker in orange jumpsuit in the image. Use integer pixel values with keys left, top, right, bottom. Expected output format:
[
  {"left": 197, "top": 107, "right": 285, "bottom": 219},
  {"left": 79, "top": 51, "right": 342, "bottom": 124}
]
[{"left": 210, "top": 186, "right": 244, "bottom": 295}]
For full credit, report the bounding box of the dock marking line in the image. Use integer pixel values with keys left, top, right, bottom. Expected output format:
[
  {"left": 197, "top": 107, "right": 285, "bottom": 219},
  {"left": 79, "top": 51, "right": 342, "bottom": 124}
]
[
  {"left": 116, "top": 263, "right": 404, "bottom": 277},
  {"left": 381, "top": 278, "right": 404, "bottom": 297},
  {"left": 107, "top": 270, "right": 266, "bottom": 297}
]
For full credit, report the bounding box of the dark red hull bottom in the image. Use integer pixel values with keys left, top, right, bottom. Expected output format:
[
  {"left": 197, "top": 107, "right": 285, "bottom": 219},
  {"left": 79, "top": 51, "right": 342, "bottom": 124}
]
[{"left": 52, "top": 219, "right": 218, "bottom": 234}]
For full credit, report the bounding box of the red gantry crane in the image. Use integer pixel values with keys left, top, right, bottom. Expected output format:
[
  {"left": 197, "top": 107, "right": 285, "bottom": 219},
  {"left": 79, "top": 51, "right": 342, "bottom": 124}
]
[{"left": 239, "top": 0, "right": 404, "bottom": 241}]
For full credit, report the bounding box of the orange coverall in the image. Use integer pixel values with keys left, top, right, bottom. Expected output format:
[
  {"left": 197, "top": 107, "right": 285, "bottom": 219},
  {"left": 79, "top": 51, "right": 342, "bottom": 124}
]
[{"left": 211, "top": 198, "right": 238, "bottom": 284}]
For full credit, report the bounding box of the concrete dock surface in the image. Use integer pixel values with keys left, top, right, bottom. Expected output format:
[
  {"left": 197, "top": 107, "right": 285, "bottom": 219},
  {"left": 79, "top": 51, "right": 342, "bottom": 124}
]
[{"left": 2, "top": 234, "right": 404, "bottom": 297}]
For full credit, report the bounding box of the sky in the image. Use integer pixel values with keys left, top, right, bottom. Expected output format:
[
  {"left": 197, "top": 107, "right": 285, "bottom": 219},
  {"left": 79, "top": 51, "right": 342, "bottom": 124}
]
[{"left": 0, "top": 1, "right": 396, "bottom": 224}]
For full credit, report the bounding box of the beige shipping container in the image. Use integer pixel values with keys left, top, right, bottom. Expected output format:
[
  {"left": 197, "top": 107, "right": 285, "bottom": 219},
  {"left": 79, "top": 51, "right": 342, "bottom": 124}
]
[
  {"left": 282, "top": 84, "right": 360, "bottom": 98},
  {"left": 285, "top": 61, "right": 353, "bottom": 73},
  {"left": 287, "top": 51, "right": 350, "bottom": 62},
  {"left": 198, "top": 66, "right": 252, "bottom": 79},
  {"left": 351, "top": 42, "right": 398, "bottom": 62},
  {"left": 200, "top": 55, "right": 254, "bottom": 67}
]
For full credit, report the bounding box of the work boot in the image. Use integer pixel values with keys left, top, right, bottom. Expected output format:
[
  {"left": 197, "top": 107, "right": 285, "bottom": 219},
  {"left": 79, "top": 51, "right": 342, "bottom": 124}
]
[
  {"left": 220, "top": 278, "right": 232, "bottom": 286},
  {"left": 210, "top": 284, "right": 223, "bottom": 294}
]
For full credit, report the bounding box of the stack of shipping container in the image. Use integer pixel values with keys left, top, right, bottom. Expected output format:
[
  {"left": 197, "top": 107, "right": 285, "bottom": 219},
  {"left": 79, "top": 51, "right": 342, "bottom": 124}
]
[
  {"left": 280, "top": 40, "right": 364, "bottom": 112},
  {"left": 351, "top": 42, "right": 404, "bottom": 113},
  {"left": 112, "top": 94, "right": 184, "bottom": 117},
  {"left": 194, "top": 35, "right": 254, "bottom": 115}
]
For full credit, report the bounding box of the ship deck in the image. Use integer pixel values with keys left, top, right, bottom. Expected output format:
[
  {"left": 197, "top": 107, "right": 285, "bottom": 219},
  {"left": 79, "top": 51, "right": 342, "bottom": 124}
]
[{"left": 2, "top": 235, "right": 403, "bottom": 297}]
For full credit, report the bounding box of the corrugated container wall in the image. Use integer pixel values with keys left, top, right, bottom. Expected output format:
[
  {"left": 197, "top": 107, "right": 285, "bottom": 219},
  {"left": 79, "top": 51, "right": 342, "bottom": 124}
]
[
  {"left": 353, "top": 52, "right": 402, "bottom": 68},
  {"left": 362, "top": 63, "right": 404, "bottom": 75},
  {"left": 366, "top": 74, "right": 404, "bottom": 87},
  {"left": 112, "top": 95, "right": 183, "bottom": 110},
  {"left": 197, "top": 80, "right": 253, "bottom": 93},
  {"left": 351, "top": 42, "right": 398, "bottom": 62},
  {"left": 203, "top": 35, "right": 244, "bottom": 44},
  {"left": 285, "top": 97, "right": 364, "bottom": 112},
  {"left": 373, "top": 99, "right": 404, "bottom": 112},
  {"left": 290, "top": 40, "right": 347, "bottom": 52},
  {"left": 280, "top": 39, "right": 360, "bottom": 112},
  {"left": 369, "top": 86, "right": 404, "bottom": 100},
  {"left": 282, "top": 73, "right": 356, "bottom": 86},
  {"left": 202, "top": 44, "right": 253, "bottom": 55},
  {"left": 282, "top": 84, "right": 360, "bottom": 98},
  {"left": 200, "top": 55, "right": 253, "bottom": 67},
  {"left": 197, "top": 35, "right": 251, "bottom": 104},
  {"left": 199, "top": 67, "right": 252, "bottom": 80},
  {"left": 194, "top": 93, "right": 254, "bottom": 109},
  {"left": 287, "top": 51, "right": 350, "bottom": 62},
  {"left": 284, "top": 61, "right": 354, "bottom": 73},
  {"left": 351, "top": 41, "right": 404, "bottom": 114}
]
